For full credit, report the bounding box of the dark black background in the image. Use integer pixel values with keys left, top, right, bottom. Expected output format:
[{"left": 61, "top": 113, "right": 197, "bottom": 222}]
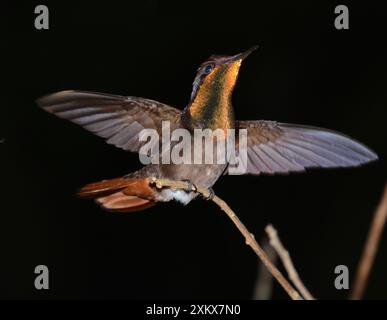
[{"left": 2, "top": 1, "right": 386, "bottom": 300}]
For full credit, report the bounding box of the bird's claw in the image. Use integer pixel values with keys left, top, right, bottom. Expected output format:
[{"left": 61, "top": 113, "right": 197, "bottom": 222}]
[
  {"left": 204, "top": 187, "right": 215, "bottom": 200},
  {"left": 182, "top": 179, "right": 197, "bottom": 192}
]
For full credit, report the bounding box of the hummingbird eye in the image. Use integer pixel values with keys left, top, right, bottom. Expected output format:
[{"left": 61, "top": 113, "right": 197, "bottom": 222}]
[{"left": 203, "top": 64, "right": 215, "bottom": 74}]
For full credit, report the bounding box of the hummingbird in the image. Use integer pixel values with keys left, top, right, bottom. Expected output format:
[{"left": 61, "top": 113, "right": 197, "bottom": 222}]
[{"left": 37, "top": 46, "right": 377, "bottom": 212}]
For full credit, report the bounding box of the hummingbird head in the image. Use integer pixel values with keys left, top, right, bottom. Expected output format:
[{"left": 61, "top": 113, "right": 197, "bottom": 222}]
[{"left": 184, "top": 46, "right": 258, "bottom": 129}]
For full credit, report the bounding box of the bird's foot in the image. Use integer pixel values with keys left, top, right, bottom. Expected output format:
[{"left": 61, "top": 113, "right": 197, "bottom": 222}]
[
  {"left": 203, "top": 187, "right": 215, "bottom": 201},
  {"left": 181, "top": 179, "right": 197, "bottom": 193}
]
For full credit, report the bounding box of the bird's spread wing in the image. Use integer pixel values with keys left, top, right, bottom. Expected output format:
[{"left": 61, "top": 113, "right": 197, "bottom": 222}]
[
  {"left": 37, "top": 90, "right": 181, "bottom": 153},
  {"left": 230, "top": 120, "right": 377, "bottom": 175}
]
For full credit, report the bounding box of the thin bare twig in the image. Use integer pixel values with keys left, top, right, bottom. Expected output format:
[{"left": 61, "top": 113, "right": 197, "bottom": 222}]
[
  {"left": 350, "top": 183, "right": 387, "bottom": 300},
  {"left": 265, "top": 224, "right": 315, "bottom": 300},
  {"left": 253, "top": 236, "right": 277, "bottom": 300},
  {"left": 149, "top": 177, "right": 303, "bottom": 300}
]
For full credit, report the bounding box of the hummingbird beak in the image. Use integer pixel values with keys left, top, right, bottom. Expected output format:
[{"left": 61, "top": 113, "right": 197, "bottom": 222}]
[{"left": 226, "top": 45, "right": 259, "bottom": 63}]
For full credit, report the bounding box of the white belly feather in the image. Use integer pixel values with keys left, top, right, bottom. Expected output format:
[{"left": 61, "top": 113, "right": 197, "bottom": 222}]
[{"left": 156, "top": 189, "right": 196, "bottom": 205}]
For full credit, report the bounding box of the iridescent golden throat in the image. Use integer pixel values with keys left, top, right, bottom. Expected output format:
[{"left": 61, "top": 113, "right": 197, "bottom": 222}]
[{"left": 187, "top": 60, "right": 242, "bottom": 130}]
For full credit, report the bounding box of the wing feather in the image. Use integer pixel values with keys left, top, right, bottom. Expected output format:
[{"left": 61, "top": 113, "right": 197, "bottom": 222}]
[
  {"left": 230, "top": 120, "right": 377, "bottom": 175},
  {"left": 37, "top": 90, "right": 181, "bottom": 153}
]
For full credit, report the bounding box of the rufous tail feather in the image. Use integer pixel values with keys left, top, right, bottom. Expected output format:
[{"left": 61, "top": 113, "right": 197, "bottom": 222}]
[{"left": 77, "top": 177, "right": 156, "bottom": 212}]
